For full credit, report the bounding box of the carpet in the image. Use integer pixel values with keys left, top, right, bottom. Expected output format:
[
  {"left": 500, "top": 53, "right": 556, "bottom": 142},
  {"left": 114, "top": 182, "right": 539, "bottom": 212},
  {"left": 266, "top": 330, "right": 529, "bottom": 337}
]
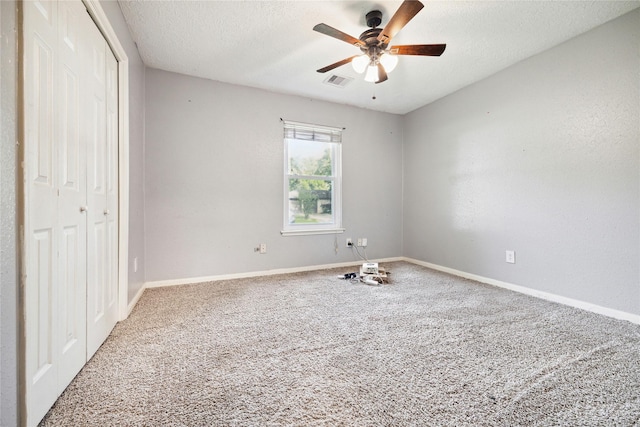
[{"left": 40, "top": 262, "right": 640, "bottom": 426}]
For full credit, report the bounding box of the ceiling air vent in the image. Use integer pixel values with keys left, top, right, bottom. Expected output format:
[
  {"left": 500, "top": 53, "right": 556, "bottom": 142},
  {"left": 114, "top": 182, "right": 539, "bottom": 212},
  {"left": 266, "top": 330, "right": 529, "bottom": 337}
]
[{"left": 323, "top": 74, "right": 353, "bottom": 88}]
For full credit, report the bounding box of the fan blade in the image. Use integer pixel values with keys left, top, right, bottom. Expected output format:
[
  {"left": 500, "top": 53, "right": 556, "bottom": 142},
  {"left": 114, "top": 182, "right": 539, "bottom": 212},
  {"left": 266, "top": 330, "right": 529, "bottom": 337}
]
[
  {"left": 377, "top": 0, "right": 424, "bottom": 45},
  {"left": 313, "top": 23, "right": 365, "bottom": 48},
  {"left": 317, "top": 56, "right": 359, "bottom": 73},
  {"left": 375, "top": 63, "right": 388, "bottom": 84},
  {"left": 389, "top": 44, "right": 446, "bottom": 56}
]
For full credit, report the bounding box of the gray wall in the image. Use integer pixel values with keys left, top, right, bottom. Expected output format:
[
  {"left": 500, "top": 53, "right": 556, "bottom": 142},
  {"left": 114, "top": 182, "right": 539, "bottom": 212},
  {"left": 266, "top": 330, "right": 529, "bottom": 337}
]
[
  {"left": 100, "top": 0, "right": 146, "bottom": 304},
  {"left": 144, "top": 69, "right": 403, "bottom": 282},
  {"left": 1, "top": 1, "right": 19, "bottom": 425},
  {"left": 403, "top": 10, "right": 640, "bottom": 315}
]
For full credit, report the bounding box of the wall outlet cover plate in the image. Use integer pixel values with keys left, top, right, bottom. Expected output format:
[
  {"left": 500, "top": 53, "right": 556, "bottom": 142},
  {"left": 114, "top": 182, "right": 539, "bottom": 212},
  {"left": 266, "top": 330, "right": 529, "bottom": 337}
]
[{"left": 506, "top": 250, "right": 515, "bottom": 264}]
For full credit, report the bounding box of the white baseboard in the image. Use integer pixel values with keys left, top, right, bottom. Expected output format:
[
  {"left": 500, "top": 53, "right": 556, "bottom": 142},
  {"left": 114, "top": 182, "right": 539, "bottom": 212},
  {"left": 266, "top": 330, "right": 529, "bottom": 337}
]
[
  {"left": 403, "top": 257, "right": 640, "bottom": 325},
  {"left": 133, "top": 256, "right": 639, "bottom": 326},
  {"left": 125, "top": 283, "right": 146, "bottom": 317},
  {"left": 144, "top": 257, "right": 405, "bottom": 289}
]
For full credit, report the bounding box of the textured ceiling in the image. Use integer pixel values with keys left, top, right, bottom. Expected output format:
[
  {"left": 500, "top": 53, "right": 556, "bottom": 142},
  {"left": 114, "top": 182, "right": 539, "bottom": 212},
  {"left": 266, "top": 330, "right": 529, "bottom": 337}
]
[{"left": 117, "top": 0, "right": 640, "bottom": 114}]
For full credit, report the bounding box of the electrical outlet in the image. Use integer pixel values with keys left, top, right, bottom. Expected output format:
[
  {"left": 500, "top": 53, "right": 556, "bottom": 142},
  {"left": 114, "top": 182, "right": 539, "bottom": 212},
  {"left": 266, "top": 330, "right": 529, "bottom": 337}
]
[
  {"left": 357, "top": 238, "right": 362, "bottom": 247},
  {"left": 259, "top": 243, "right": 267, "bottom": 254},
  {"left": 506, "top": 250, "right": 515, "bottom": 264},
  {"left": 346, "top": 238, "right": 352, "bottom": 247},
  {"left": 362, "top": 238, "right": 367, "bottom": 247}
]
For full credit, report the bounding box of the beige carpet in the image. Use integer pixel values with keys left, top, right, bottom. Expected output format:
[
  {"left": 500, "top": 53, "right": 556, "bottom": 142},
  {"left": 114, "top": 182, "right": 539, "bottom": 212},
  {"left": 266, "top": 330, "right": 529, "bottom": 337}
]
[{"left": 41, "top": 262, "right": 640, "bottom": 426}]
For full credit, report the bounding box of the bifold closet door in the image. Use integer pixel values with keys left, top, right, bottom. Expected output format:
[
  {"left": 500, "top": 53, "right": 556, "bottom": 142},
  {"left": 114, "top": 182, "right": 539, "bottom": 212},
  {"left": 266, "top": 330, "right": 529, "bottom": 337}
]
[
  {"left": 85, "top": 14, "right": 119, "bottom": 359},
  {"left": 24, "top": 1, "right": 88, "bottom": 424},
  {"left": 24, "top": 1, "right": 119, "bottom": 424}
]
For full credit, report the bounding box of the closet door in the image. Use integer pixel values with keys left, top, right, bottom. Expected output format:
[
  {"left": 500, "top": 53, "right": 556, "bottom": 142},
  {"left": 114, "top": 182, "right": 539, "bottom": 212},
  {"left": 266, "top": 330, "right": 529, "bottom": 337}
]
[
  {"left": 24, "top": 1, "right": 119, "bottom": 424},
  {"left": 24, "top": 1, "right": 87, "bottom": 424},
  {"left": 85, "top": 12, "right": 119, "bottom": 359}
]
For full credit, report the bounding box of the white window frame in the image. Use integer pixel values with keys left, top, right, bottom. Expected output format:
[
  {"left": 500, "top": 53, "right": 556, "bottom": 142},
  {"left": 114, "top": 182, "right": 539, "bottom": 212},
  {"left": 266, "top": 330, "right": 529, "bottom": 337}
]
[{"left": 281, "top": 120, "right": 344, "bottom": 236}]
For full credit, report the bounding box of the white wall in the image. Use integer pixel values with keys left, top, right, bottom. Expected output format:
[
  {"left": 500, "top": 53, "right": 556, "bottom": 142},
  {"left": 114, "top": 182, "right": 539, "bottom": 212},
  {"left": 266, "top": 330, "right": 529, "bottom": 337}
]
[
  {"left": 1, "top": 1, "right": 18, "bottom": 425},
  {"left": 100, "top": 0, "right": 146, "bottom": 304},
  {"left": 144, "top": 69, "right": 403, "bottom": 282},
  {"left": 403, "top": 10, "right": 640, "bottom": 316}
]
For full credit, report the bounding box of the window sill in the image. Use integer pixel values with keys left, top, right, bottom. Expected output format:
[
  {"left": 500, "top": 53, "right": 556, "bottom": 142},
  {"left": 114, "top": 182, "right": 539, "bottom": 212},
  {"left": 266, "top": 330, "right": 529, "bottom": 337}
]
[{"left": 281, "top": 228, "right": 345, "bottom": 237}]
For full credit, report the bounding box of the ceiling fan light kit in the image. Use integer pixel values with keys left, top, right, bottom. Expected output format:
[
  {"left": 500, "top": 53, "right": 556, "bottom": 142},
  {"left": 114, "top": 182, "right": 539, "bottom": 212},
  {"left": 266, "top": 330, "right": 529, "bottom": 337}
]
[
  {"left": 364, "top": 65, "right": 379, "bottom": 82},
  {"left": 379, "top": 53, "right": 398, "bottom": 73},
  {"left": 352, "top": 54, "right": 369, "bottom": 73},
  {"left": 313, "top": 0, "right": 446, "bottom": 84}
]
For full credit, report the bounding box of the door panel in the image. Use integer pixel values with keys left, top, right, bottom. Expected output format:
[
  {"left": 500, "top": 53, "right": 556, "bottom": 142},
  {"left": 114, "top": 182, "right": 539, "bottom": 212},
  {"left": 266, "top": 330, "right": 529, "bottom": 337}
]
[
  {"left": 56, "top": 0, "right": 87, "bottom": 391},
  {"left": 85, "top": 17, "right": 107, "bottom": 358},
  {"left": 107, "top": 214, "right": 117, "bottom": 306},
  {"left": 33, "top": 0, "right": 54, "bottom": 26},
  {"left": 25, "top": 1, "right": 59, "bottom": 423},
  {"left": 60, "top": 66, "right": 79, "bottom": 189},
  {"left": 32, "top": 37, "right": 54, "bottom": 186},
  {"left": 60, "top": 225, "right": 79, "bottom": 351},
  {"left": 25, "top": 1, "right": 109, "bottom": 424},
  {"left": 33, "top": 228, "right": 54, "bottom": 380},
  {"left": 85, "top": 12, "right": 118, "bottom": 359},
  {"left": 105, "top": 48, "right": 119, "bottom": 322},
  {"left": 91, "top": 221, "right": 106, "bottom": 322}
]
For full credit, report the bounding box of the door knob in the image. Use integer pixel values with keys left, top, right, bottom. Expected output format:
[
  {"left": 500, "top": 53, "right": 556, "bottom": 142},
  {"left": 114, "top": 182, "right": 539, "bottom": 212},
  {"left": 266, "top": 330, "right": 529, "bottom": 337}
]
[
  {"left": 80, "top": 206, "right": 88, "bottom": 213},
  {"left": 104, "top": 209, "right": 110, "bottom": 216}
]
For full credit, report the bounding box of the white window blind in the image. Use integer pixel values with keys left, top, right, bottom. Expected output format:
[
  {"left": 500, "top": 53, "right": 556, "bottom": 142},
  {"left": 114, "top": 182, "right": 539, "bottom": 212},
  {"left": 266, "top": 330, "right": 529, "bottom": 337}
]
[{"left": 283, "top": 120, "right": 343, "bottom": 143}]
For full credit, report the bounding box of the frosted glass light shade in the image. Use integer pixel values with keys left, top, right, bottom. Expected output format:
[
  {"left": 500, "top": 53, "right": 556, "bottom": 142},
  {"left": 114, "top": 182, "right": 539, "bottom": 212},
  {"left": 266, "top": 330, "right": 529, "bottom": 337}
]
[
  {"left": 364, "top": 64, "right": 378, "bottom": 82},
  {"left": 380, "top": 53, "right": 398, "bottom": 73},
  {"left": 351, "top": 55, "right": 369, "bottom": 74}
]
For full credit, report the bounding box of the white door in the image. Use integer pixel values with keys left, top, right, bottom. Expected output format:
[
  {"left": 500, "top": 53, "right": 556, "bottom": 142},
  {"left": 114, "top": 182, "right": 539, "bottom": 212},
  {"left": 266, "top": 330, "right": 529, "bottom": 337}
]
[
  {"left": 56, "top": 0, "right": 88, "bottom": 389},
  {"left": 85, "top": 12, "right": 119, "bottom": 359},
  {"left": 24, "top": 1, "right": 119, "bottom": 424},
  {"left": 24, "top": 1, "right": 88, "bottom": 424},
  {"left": 24, "top": 1, "right": 59, "bottom": 421}
]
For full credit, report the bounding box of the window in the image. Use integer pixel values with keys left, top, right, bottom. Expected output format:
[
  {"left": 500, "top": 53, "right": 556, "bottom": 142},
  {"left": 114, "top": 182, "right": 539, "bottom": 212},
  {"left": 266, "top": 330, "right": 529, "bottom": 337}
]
[{"left": 282, "top": 120, "right": 343, "bottom": 236}]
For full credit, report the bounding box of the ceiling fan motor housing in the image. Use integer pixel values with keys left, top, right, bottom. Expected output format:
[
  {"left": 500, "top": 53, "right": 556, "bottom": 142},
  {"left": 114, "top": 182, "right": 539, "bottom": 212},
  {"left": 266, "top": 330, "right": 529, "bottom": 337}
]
[
  {"left": 365, "top": 10, "right": 382, "bottom": 28},
  {"left": 359, "top": 28, "right": 382, "bottom": 46},
  {"left": 360, "top": 10, "right": 388, "bottom": 56}
]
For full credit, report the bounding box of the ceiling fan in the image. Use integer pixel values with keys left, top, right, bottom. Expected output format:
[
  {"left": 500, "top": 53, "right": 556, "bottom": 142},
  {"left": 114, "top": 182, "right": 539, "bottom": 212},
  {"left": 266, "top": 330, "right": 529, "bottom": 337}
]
[{"left": 313, "top": 0, "right": 446, "bottom": 84}]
